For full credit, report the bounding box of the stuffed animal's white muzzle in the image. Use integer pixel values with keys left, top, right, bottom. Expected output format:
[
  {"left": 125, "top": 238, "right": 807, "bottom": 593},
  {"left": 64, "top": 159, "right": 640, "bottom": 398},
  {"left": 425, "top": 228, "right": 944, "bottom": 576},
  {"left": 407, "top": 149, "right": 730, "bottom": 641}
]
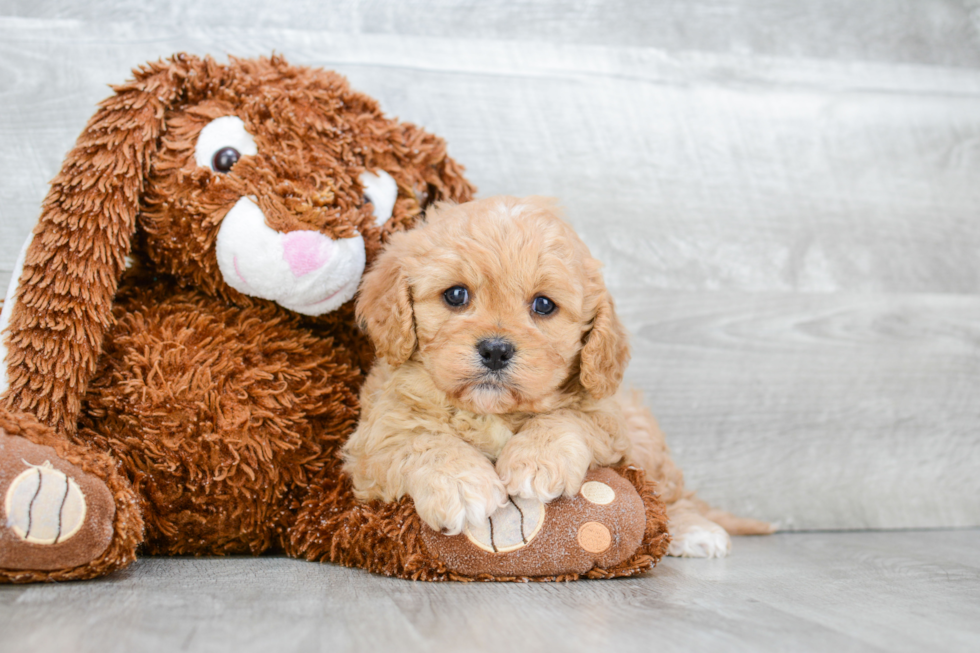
[
  {"left": 216, "top": 197, "right": 367, "bottom": 316},
  {"left": 201, "top": 116, "right": 398, "bottom": 316}
]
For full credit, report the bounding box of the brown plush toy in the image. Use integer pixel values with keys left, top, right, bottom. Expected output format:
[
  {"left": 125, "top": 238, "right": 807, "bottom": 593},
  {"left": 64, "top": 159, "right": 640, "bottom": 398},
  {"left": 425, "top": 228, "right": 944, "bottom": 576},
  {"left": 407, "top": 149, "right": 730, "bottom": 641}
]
[{"left": 0, "top": 54, "right": 668, "bottom": 583}]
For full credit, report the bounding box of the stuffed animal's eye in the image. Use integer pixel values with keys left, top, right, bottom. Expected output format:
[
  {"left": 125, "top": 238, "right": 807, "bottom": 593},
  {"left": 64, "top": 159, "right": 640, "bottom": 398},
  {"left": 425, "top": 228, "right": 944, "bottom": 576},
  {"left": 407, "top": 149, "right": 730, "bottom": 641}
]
[
  {"left": 443, "top": 286, "right": 470, "bottom": 308},
  {"left": 212, "top": 147, "right": 241, "bottom": 173},
  {"left": 194, "top": 116, "right": 257, "bottom": 172},
  {"left": 531, "top": 296, "right": 556, "bottom": 315}
]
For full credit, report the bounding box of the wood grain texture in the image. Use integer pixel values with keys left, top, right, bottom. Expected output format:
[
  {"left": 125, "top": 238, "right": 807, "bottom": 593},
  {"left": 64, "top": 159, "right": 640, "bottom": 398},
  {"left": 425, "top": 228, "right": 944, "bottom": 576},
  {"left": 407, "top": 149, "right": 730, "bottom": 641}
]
[
  {"left": 4, "top": 0, "right": 980, "bottom": 66},
  {"left": 620, "top": 291, "right": 980, "bottom": 530},
  {"left": 0, "top": 3, "right": 977, "bottom": 529},
  {"left": 0, "top": 531, "right": 978, "bottom": 652}
]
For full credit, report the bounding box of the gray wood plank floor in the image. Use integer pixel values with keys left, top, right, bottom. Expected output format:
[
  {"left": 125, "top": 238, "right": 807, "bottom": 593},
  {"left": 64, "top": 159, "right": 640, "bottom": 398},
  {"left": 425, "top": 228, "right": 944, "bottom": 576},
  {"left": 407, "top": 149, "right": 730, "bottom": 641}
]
[
  {"left": 1, "top": 530, "right": 978, "bottom": 653},
  {"left": 1, "top": 1, "right": 978, "bottom": 531}
]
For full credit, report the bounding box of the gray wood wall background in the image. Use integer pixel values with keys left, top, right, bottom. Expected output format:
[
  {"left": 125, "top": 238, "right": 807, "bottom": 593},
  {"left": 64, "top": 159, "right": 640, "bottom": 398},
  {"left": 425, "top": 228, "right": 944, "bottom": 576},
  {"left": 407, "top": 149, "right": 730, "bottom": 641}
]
[{"left": 1, "top": 0, "right": 978, "bottom": 531}]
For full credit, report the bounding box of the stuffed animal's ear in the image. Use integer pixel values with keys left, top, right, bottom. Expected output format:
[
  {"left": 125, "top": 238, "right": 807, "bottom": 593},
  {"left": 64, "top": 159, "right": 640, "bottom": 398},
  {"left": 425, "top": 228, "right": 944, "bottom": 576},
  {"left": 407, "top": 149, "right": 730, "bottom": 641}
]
[
  {"left": 355, "top": 242, "right": 416, "bottom": 366},
  {"left": 579, "top": 283, "right": 631, "bottom": 401},
  {"left": 0, "top": 54, "right": 203, "bottom": 435},
  {"left": 392, "top": 123, "right": 476, "bottom": 207}
]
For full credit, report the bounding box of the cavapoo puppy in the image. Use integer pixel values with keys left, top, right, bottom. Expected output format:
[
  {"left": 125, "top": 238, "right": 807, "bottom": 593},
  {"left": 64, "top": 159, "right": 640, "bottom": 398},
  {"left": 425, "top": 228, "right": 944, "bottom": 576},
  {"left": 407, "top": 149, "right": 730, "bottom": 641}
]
[{"left": 343, "top": 196, "right": 771, "bottom": 556}]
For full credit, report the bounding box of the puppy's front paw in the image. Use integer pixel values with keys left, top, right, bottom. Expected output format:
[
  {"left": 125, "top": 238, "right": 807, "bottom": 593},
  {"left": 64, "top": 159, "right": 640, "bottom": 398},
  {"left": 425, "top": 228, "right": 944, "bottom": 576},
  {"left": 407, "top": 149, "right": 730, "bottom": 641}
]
[
  {"left": 411, "top": 465, "right": 508, "bottom": 536},
  {"left": 495, "top": 435, "right": 591, "bottom": 503}
]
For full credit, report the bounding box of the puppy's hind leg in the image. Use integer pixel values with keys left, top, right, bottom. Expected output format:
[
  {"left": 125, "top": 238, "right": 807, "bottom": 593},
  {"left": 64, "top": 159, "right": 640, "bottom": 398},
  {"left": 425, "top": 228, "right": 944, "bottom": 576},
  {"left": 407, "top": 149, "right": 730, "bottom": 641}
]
[
  {"left": 686, "top": 493, "right": 776, "bottom": 536},
  {"left": 616, "top": 389, "right": 685, "bottom": 504},
  {"left": 616, "top": 389, "right": 773, "bottom": 558},
  {"left": 666, "top": 498, "right": 732, "bottom": 558}
]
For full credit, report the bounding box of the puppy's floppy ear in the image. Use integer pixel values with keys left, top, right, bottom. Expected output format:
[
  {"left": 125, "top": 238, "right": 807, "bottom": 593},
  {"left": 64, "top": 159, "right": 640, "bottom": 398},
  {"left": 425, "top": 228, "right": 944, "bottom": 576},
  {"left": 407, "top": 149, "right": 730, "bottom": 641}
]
[
  {"left": 0, "top": 54, "right": 205, "bottom": 435},
  {"left": 579, "top": 283, "right": 631, "bottom": 401},
  {"left": 356, "top": 241, "right": 416, "bottom": 366}
]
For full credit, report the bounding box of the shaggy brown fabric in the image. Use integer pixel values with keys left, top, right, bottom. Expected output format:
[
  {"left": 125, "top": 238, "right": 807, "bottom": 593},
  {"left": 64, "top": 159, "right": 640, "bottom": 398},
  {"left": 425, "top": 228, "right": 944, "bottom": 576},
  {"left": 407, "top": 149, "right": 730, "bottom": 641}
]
[
  {"left": 79, "top": 272, "right": 363, "bottom": 555},
  {"left": 0, "top": 54, "right": 473, "bottom": 582},
  {"left": 290, "top": 464, "right": 668, "bottom": 582}
]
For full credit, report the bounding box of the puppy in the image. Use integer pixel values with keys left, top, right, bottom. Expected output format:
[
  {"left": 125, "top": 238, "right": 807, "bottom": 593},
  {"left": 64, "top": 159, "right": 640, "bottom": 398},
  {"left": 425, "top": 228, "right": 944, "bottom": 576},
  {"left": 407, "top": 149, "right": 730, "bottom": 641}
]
[{"left": 344, "top": 196, "right": 772, "bottom": 553}]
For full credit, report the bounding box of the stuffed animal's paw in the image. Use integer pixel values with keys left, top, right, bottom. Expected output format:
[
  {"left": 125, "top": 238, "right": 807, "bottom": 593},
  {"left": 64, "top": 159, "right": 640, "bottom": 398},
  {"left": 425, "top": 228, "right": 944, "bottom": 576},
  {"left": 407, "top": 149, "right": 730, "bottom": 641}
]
[
  {"left": 0, "top": 430, "right": 116, "bottom": 571},
  {"left": 421, "top": 468, "right": 649, "bottom": 578},
  {"left": 411, "top": 465, "right": 508, "bottom": 536}
]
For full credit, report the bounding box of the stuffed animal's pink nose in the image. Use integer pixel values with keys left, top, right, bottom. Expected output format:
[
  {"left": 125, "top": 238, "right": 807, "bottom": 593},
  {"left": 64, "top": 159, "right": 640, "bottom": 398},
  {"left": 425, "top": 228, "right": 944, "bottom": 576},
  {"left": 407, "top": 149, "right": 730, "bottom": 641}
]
[{"left": 282, "top": 230, "right": 334, "bottom": 277}]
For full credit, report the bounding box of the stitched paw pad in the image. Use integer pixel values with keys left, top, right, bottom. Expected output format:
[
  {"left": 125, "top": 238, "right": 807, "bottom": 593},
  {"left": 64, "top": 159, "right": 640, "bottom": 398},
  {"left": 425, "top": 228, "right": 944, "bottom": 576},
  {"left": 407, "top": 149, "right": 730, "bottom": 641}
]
[
  {"left": 5, "top": 462, "right": 87, "bottom": 545},
  {"left": 464, "top": 496, "right": 545, "bottom": 553},
  {"left": 0, "top": 430, "right": 115, "bottom": 571}
]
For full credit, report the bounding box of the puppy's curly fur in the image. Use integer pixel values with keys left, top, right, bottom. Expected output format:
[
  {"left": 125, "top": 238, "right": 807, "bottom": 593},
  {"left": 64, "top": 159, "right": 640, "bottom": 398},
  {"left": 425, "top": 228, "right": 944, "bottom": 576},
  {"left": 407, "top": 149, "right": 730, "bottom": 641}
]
[
  {"left": 345, "top": 196, "right": 773, "bottom": 550},
  {"left": 345, "top": 196, "right": 632, "bottom": 534}
]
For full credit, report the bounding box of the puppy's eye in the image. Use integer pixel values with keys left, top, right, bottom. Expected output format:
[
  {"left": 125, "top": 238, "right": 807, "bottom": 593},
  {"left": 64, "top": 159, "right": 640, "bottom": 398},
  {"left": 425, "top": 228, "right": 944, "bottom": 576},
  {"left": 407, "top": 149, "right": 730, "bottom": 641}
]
[
  {"left": 212, "top": 147, "right": 241, "bottom": 173},
  {"left": 531, "top": 296, "right": 557, "bottom": 316},
  {"left": 443, "top": 286, "right": 470, "bottom": 308}
]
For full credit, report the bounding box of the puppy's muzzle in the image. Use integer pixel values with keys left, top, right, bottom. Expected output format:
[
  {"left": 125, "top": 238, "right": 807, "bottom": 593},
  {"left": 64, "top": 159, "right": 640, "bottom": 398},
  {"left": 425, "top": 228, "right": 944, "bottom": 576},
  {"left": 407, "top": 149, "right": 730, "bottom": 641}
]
[{"left": 477, "top": 338, "right": 515, "bottom": 371}]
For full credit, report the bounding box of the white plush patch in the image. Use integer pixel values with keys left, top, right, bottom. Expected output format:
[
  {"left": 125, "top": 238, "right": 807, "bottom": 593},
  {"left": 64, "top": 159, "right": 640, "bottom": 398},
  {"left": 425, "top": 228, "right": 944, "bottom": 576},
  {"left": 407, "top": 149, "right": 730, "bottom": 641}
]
[
  {"left": 465, "top": 497, "right": 544, "bottom": 553},
  {"left": 667, "top": 524, "right": 732, "bottom": 558},
  {"left": 215, "top": 197, "right": 366, "bottom": 316},
  {"left": 359, "top": 169, "right": 398, "bottom": 226},
  {"left": 4, "top": 461, "right": 87, "bottom": 545},
  {"left": 0, "top": 231, "right": 33, "bottom": 398},
  {"left": 194, "top": 116, "right": 257, "bottom": 170}
]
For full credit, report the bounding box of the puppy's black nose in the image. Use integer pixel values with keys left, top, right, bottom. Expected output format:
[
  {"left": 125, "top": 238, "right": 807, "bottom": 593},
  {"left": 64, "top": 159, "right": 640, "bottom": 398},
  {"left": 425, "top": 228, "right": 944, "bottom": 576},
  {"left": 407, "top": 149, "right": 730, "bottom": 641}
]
[{"left": 477, "top": 338, "right": 515, "bottom": 371}]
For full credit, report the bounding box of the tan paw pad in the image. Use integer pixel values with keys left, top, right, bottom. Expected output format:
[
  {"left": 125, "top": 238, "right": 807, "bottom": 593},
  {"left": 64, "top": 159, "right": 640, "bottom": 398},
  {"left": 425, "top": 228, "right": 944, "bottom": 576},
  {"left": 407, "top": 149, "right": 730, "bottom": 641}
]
[{"left": 577, "top": 521, "right": 612, "bottom": 553}]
